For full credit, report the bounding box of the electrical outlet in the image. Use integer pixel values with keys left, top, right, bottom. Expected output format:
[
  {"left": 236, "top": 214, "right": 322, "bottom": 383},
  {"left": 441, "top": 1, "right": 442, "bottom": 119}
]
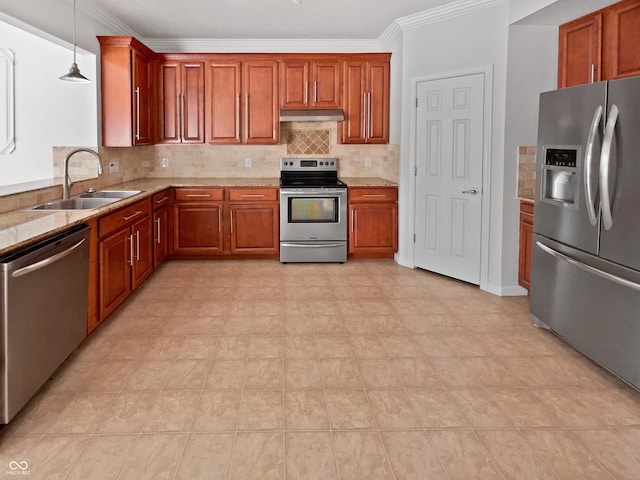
[
  {"left": 365, "top": 157, "right": 372, "bottom": 168},
  {"left": 161, "top": 157, "right": 169, "bottom": 168},
  {"left": 109, "top": 161, "right": 119, "bottom": 173},
  {"left": 245, "top": 157, "right": 252, "bottom": 168}
]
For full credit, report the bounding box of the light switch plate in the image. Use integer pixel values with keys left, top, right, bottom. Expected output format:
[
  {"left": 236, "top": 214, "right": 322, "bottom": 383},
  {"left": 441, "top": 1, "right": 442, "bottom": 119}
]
[{"left": 245, "top": 157, "right": 252, "bottom": 168}]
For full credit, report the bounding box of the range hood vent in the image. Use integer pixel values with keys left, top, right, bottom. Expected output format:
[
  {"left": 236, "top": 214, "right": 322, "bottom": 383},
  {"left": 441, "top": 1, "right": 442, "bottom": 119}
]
[{"left": 280, "top": 108, "right": 344, "bottom": 122}]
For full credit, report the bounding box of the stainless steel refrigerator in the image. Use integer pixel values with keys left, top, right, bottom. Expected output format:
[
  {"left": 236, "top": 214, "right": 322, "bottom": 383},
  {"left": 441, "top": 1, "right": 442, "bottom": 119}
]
[{"left": 531, "top": 75, "right": 640, "bottom": 391}]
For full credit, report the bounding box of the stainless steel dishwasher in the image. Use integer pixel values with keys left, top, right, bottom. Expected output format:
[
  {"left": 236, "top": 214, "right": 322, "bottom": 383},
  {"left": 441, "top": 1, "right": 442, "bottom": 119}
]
[{"left": 0, "top": 224, "right": 90, "bottom": 423}]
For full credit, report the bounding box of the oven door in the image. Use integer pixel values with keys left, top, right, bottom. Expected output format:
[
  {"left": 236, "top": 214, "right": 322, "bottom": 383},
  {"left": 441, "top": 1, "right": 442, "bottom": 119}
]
[{"left": 280, "top": 188, "right": 347, "bottom": 241}]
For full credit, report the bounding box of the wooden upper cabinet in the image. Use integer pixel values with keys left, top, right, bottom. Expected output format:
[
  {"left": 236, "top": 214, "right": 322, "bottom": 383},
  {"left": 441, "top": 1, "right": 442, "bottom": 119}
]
[
  {"left": 281, "top": 59, "right": 341, "bottom": 109},
  {"left": 206, "top": 61, "right": 242, "bottom": 144},
  {"left": 157, "top": 60, "right": 205, "bottom": 144},
  {"left": 558, "top": 0, "right": 640, "bottom": 88},
  {"left": 243, "top": 60, "right": 279, "bottom": 144},
  {"left": 340, "top": 57, "right": 390, "bottom": 144},
  {"left": 98, "top": 36, "right": 154, "bottom": 146},
  {"left": 558, "top": 13, "right": 603, "bottom": 88},
  {"left": 604, "top": 0, "right": 640, "bottom": 80}
]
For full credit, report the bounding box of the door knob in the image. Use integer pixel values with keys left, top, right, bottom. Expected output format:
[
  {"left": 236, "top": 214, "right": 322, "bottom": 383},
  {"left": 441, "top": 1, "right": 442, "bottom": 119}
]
[{"left": 462, "top": 188, "right": 479, "bottom": 194}]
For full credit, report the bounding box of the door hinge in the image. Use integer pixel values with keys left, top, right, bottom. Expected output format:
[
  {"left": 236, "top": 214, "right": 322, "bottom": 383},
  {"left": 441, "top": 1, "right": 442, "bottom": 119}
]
[
  {"left": 414, "top": 166, "right": 417, "bottom": 176},
  {"left": 415, "top": 98, "right": 418, "bottom": 108},
  {"left": 413, "top": 233, "right": 416, "bottom": 243}
]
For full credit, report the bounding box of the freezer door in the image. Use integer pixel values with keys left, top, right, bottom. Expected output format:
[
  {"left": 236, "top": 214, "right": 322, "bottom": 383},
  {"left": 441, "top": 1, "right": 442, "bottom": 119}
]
[
  {"left": 530, "top": 234, "right": 640, "bottom": 391},
  {"left": 599, "top": 75, "right": 640, "bottom": 270},
  {"left": 534, "top": 82, "right": 607, "bottom": 254}
]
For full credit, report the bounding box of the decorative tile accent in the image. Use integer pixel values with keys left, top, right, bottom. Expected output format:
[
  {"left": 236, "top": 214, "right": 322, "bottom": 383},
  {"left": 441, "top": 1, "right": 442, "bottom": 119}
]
[{"left": 286, "top": 130, "right": 330, "bottom": 155}]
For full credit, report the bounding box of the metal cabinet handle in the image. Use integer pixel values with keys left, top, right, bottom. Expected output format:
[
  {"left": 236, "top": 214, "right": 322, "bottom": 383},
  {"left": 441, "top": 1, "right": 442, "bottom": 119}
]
[
  {"left": 135, "top": 230, "right": 140, "bottom": 261},
  {"left": 241, "top": 194, "right": 265, "bottom": 198},
  {"left": 230, "top": 210, "right": 234, "bottom": 234},
  {"left": 245, "top": 93, "right": 249, "bottom": 141},
  {"left": 123, "top": 210, "right": 143, "bottom": 221},
  {"left": 155, "top": 196, "right": 169, "bottom": 205},
  {"left": 180, "top": 93, "right": 186, "bottom": 141},
  {"left": 363, "top": 194, "right": 387, "bottom": 198},
  {"left": 600, "top": 104, "right": 619, "bottom": 230},
  {"left": 462, "top": 188, "right": 479, "bottom": 194},
  {"left": 367, "top": 92, "right": 372, "bottom": 139},
  {"left": 363, "top": 92, "right": 368, "bottom": 139},
  {"left": 305, "top": 81, "right": 309, "bottom": 105},
  {"left": 314, "top": 80, "right": 318, "bottom": 103},
  {"left": 156, "top": 217, "right": 161, "bottom": 244},
  {"left": 176, "top": 93, "right": 182, "bottom": 141},
  {"left": 186, "top": 194, "right": 211, "bottom": 198},
  {"left": 236, "top": 93, "right": 241, "bottom": 142},
  {"left": 584, "top": 105, "right": 603, "bottom": 226},
  {"left": 218, "top": 208, "right": 222, "bottom": 233},
  {"left": 591, "top": 64, "right": 595, "bottom": 83},
  {"left": 135, "top": 87, "right": 141, "bottom": 140},
  {"left": 128, "top": 235, "right": 134, "bottom": 267}
]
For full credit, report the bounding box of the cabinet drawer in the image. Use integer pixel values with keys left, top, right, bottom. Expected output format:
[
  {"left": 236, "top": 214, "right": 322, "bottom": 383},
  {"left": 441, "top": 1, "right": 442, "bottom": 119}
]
[
  {"left": 152, "top": 189, "right": 171, "bottom": 209},
  {"left": 174, "top": 187, "right": 224, "bottom": 202},
  {"left": 349, "top": 187, "right": 397, "bottom": 202},
  {"left": 229, "top": 187, "right": 278, "bottom": 202},
  {"left": 99, "top": 199, "right": 151, "bottom": 238},
  {"left": 520, "top": 199, "right": 534, "bottom": 216}
]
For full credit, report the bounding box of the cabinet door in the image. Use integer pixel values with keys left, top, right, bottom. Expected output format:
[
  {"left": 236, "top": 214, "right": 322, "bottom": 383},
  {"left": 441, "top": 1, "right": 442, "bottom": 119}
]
[
  {"left": 158, "top": 61, "right": 181, "bottom": 143},
  {"left": 206, "top": 61, "right": 242, "bottom": 144},
  {"left": 132, "top": 50, "right": 152, "bottom": 145},
  {"left": 349, "top": 203, "right": 398, "bottom": 255},
  {"left": 558, "top": 13, "right": 603, "bottom": 88},
  {"left": 604, "top": 0, "right": 640, "bottom": 80},
  {"left": 131, "top": 216, "right": 153, "bottom": 289},
  {"left": 518, "top": 205, "right": 534, "bottom": 292},
  {"left": 181, "top": 62, "right": 205, "bottom": 143},
  {"left": 313, "top": 61, "right": 341, "bottom": 108},
  {"left": 99, "top": 229, "right": 131, "bottom": 320},
  {"left": 243, "top": 61, "right": 279, "bottom": 144},
  {"left": 153, "top": 205, "right": 169, "bottom": 267},
  {"left": 173, "top": 203, "right": 224, "bottom": 254},
  {"left": 281, "top": 61, "right": 310, "bottom": 109},
  {"left": 230, "top": 203, "right": 279, "bottom": 254},
  {"left": 340, "top": 61, "right": 366, "bottom": 143},
  {"left": 366, "top": 61, "right": 390, "bottom": 144}
]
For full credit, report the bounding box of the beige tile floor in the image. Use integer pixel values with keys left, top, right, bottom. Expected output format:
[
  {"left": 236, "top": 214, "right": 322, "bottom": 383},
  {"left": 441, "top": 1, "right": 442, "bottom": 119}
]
[{"left": 2, "top": 259, "right": 640, "bottom": 479}]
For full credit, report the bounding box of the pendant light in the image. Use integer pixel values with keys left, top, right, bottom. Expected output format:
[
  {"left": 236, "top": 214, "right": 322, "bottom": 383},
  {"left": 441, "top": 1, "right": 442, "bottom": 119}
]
[{"left": 59, "top": 0, "right": 90, "bottom": 83}]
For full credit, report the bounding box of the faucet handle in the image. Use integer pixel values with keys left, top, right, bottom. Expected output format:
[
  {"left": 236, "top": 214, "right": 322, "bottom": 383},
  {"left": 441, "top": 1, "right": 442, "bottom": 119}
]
[{"left": 86, "top": 187, "right": 96, "bottom": 193}]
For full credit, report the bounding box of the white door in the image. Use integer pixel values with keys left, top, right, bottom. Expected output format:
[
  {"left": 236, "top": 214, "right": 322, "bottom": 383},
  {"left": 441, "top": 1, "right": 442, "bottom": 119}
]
[{"left": 414, "top": 73, "right": 484, "bottom": 284}]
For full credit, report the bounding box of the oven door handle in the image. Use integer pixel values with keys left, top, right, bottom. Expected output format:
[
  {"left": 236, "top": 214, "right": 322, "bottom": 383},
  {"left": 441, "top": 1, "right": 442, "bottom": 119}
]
[
  {"left": 281, "top": 243, "right": 345, "bottom": 248},
  {"left": 281, "top": 191, "right": 346, "bottom": 197}
]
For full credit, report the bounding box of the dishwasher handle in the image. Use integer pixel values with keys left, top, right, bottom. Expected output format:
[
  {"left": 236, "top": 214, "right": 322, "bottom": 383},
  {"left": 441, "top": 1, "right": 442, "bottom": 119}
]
[{"left": 11, "top": 237, "right": 87, "bottom": 278}]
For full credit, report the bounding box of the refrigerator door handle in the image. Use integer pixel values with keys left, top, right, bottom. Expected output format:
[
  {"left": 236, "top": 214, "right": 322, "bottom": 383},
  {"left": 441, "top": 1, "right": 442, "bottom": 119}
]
[
  {"left": 600, "top": 104, "right": 619, "bottom": 230},
  {"left": 536, "top": 240, "right": 640, "bottom": 292},
  {"left": 584, "top": 105, "right": 603, "bottom": 226}
]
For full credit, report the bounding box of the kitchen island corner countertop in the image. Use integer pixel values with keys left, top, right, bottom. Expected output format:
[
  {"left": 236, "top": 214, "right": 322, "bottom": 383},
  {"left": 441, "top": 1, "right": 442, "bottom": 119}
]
[{"left": 0, "top": 177, "right": 395, "bottom": 255}]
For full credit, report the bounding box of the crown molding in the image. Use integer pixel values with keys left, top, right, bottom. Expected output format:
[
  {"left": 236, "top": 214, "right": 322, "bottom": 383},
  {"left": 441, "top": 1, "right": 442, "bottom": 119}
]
[
  {"left": 74, "top": 0, "right": 139, "bottom": 36},
  {"left": 395, "top": 0, "right": 509, "bottom": 31},
  {"left": 143, "top": 38, "right": 381, "bottom": 53}
]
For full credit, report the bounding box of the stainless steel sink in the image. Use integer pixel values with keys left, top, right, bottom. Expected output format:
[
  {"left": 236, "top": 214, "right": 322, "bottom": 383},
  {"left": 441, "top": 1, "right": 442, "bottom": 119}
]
[
  {"left": 32, "top": 197, "right": 120, "bottom": 210},
  {"left": 30, "top": 189, "right": 142, "bottom": 211},
  {"left": 79, "top": 190, "right": 141, "bottom": 199}
]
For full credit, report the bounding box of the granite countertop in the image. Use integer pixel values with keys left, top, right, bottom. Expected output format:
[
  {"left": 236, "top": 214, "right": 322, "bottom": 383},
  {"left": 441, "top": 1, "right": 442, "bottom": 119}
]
[
  {"left": 342, "top": 177, "right": 397, "bottom": 187},
  {"left": 0, "top": 176, "right": 393, "bottom": 255}
]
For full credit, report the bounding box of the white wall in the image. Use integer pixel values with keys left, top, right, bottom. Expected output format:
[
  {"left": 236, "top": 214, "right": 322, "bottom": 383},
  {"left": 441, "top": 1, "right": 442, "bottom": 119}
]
[
  {"left": 501, "top": 24, "right": 558, "bottom": 292},
  {"left": 0, "top": 19, "right": 97, "bottom": 185},
  {"left": 396, "top": 4, "right": 510, "bottom": 294}
]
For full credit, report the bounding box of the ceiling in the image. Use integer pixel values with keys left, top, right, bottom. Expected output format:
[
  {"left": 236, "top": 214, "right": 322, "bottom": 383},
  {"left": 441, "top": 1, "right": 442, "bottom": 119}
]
[{"left": 79, "top": 0, "right": 461, "bottom": 39}]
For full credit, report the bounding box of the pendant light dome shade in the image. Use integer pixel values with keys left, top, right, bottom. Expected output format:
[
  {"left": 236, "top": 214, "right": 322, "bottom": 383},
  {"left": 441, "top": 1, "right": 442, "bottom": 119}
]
[{"left": 60, "top": 0, "right": 90, "bottom": 83}]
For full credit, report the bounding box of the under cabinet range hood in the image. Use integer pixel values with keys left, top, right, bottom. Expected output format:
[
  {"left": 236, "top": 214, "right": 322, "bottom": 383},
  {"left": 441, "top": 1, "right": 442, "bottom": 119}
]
[{"left": 279, "top": 109, "right": 344, "bottom": 122}]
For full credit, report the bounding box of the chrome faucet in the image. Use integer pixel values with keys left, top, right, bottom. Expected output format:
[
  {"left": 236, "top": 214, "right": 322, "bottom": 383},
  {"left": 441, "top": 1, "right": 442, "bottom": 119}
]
[{"left": 63, "top": 148, "right": 104, "bottom": 199}]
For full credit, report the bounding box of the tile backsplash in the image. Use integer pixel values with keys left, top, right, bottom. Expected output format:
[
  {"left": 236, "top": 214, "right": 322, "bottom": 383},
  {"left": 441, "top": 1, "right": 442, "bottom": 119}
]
[
  {"left": 0, "top": 122, "right": 399, "bottom": 214},
  {"left": 517, "top": 146, "right": 536, "bottom": 200}
]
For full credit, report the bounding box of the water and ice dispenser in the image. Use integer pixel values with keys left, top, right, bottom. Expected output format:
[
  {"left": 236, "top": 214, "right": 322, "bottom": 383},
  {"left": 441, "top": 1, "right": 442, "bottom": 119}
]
[{"left": 541, "top": 147, "right": 579, "bottom": 205}]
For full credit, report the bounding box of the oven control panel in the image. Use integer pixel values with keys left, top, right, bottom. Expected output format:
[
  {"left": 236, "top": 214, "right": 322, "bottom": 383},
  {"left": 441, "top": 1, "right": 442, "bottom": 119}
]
[{"left": 282, "top": 158, "right": 338, "bottom": 171}]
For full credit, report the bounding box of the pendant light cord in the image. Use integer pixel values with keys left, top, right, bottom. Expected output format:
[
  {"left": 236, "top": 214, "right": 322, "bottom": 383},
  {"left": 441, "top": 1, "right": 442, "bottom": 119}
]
[{"left": 72, "top": 0, "right": 77, "bottom": 63}]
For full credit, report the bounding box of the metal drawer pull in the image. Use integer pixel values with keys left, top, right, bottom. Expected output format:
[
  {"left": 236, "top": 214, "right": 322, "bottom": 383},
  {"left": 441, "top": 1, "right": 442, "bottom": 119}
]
[
  {"left": 363, "top": 194, "right": 387, "bottom": 197},
  {"left": 123, "top": 210, "right": 143, "bottom": 221},
  {"left": 186, "top": 194, "right": 212, "bottom": 198},
  {"left": 155, "top": 196, "right": 169, "bottom": 204},
  {"left": 281, "top": 243, "right": 345, "bottom": 248},
  {"left": 241, "top": 194, "right": 265, "bottom": 198}
]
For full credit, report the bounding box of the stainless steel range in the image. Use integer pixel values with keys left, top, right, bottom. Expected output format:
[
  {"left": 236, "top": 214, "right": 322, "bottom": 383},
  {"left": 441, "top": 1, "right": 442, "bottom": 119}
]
[{"left": 280, "top": 158, "right": 347, "bottom": 263}]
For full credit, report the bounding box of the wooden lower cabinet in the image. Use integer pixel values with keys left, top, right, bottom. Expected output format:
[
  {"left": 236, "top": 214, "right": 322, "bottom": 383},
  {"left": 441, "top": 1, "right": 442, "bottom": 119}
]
[
  {"left": 152, "top": 189, "right": 171, "bottom": 267},
  {"left": 229, "top": 187, "right": 279, "bottom": 254},
  {"left": 172, "top": 187, "right": 224, "bottom": 254},
  {"left": 98, "top": 199, "right": 153, "bottom": 320},
  {"left": 348, "top": 186, "right": 398, "bottom": 258},
  {"left": 518, "top": 200, "right": 534, "bottom": 292}
]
